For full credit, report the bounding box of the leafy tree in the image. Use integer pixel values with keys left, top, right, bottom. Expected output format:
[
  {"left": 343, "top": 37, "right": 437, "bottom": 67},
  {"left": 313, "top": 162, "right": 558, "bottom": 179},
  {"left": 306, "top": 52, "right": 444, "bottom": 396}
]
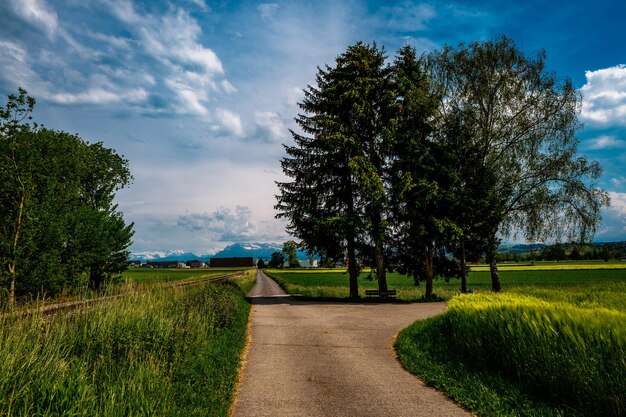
[
  {"left": 427, "top": 36, "right": 609, "bottom": 291},
  {"left": 282, "top": 240, "right": 300, "bottom": 268},
  {"left": 257, "top": 258, "right": 266, "bottom": 269},
  {"left": 268, "top": 252, "right": 285, "bottom": 269},
  {"left": 276, "top": 42, "right": 395, "bottom": 298},
  {"left": 0, "top": 89, "right": 133, "bottom": 303},
  {"left": 388, "top": 45, "right": 458, "bottom": 298}
]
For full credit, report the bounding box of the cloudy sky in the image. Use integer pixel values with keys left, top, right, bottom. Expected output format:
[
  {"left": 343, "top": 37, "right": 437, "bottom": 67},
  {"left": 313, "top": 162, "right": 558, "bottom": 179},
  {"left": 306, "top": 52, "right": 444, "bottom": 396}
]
[{"left": 1, "top": 0, "right": 625, "bottom": 254}]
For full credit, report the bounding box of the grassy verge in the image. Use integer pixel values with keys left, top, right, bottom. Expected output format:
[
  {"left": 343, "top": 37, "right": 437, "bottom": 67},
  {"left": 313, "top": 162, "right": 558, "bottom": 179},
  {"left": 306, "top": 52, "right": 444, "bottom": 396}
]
[
  {"left": 265, "top": 267, "right": 626, "bottom": 301},
  {"left": 395, "top": 281, "right": 626, "bottom": 417},
  {"left": 0, "top": 278, "right": 253, "bottom": 416}
]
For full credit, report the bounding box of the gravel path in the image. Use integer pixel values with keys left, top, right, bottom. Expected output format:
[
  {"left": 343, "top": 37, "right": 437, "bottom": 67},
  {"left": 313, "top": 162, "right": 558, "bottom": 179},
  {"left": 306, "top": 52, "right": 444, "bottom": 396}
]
[{"left": 232, "top": 270, "right": 471, "bottom": 417}]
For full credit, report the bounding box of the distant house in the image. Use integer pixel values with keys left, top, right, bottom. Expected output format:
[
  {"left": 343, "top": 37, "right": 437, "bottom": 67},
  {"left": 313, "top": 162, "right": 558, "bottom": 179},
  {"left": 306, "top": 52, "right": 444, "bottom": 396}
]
[
  {"left": 128, "top": 260, "right": 141, "bottom": 267},
  {"left": 210, "top": 257, "right": 254, "bottom": 268},
  {"left": 188, "top": 260, "right": 206, "bottom": 268}
]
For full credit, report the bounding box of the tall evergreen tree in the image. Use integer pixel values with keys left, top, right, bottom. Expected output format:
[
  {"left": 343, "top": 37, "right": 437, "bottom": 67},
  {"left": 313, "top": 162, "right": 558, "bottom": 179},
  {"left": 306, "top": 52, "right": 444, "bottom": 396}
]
[
  {"left": 388, "top": 46, "right": 454, "bottom": 298},
  {"left": 276, "top": 42, "right": 394, "bottom": 298}
]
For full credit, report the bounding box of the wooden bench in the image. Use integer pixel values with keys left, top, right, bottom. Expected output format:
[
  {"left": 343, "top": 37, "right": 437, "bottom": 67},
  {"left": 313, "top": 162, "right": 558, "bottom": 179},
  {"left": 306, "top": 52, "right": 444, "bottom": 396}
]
[{"left": 365, "top": 289, "right": 397, "bottom": 300}]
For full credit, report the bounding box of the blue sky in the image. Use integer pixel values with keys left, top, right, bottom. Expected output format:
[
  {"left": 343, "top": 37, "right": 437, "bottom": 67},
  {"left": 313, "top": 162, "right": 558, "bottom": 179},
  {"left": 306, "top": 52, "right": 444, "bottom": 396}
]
[{"left": 1, "top": 0, "right": 625, "bottom": 254}]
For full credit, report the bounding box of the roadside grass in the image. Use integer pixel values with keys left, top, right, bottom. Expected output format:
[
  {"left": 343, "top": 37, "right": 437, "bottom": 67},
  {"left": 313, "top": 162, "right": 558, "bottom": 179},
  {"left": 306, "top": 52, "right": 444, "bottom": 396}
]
[
  {"left": 395, "top": 281, "right": 626, "bottom": 417},
  {"left": 265, "top": 266, "right": 626, "bottom": 301},
  {"left": 0, "top": 276, "right": 253, "bottom": 417}
]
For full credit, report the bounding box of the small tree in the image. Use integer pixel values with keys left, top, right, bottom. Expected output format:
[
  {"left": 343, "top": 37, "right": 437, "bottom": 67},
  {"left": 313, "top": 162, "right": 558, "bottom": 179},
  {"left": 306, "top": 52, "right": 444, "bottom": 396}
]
[
  {"left": 282, "top": 240, "right": 300, "bottom": 268},
  {"left": 268, "top": 252, "right": 285, "bottom": 269}
]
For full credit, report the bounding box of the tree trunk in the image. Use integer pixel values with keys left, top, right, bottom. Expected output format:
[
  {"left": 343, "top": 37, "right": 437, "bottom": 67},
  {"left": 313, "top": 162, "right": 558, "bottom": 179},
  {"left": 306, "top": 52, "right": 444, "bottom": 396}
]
[
  {"left": 486, "top": 235, "right": 501, "bottom": 292},
  {"left": 424, "top": 246, "right": 434, "bottom": 298},
  {"left": 346, "top": 233, "right": 359, "bottom": 299},
  {"left": 374, "top": 239, "right": 387, "bottom": 294},
  {"left": 8, "top": 193, "right": 26, "bottom": 308},
  {"left": 460, "top": 236, "right": 467, "bottom": 293},
  {"left": 89, "top": 264, "right": 104, "bottom": 292},
  {"left": 8, "top": 264, "right": 15, "bottom": 308},
  {"left": 489, "top": 257, "right": 501, "bottom": 292}
]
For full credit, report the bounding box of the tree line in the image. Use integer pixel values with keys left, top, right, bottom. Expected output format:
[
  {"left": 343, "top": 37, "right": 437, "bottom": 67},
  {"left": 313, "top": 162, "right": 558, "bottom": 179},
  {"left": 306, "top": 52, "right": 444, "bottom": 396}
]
[
  {"left": 1, "top": 89, "right": 133, "bottom": 306},
  {"left": 276, "top": 36, "right": 609, "bottom": 298}
]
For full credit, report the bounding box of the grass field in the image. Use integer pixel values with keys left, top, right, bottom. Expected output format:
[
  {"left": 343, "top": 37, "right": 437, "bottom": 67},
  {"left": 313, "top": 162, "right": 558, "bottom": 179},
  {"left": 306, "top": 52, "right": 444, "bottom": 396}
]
[
  {"left": 386, "top": 266, "right": 626, "bottom": 417},
  {"left": 265, "top": 262, "right": 626, "bottom": 300},
  {"left": 123, "top": 267, "right": 251, "bottom": 284},
  {"left": 0, "top": 270, "right": 256, "bottom": 417}
]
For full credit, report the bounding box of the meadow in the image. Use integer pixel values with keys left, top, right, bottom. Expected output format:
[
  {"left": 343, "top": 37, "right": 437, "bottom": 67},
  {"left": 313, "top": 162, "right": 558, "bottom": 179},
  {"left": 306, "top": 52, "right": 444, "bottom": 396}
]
[
  {"left": 0, "top": 270, "right": 256, "bottom": 417},
  {"left": 265, "top": 262, "right": 626, "bottom": 300},
  {"left": 122, "top": 266, "right": 251, "bottom": 284},
  {"left": 266, "top": 264, "right": 626, "bottom": 416}
]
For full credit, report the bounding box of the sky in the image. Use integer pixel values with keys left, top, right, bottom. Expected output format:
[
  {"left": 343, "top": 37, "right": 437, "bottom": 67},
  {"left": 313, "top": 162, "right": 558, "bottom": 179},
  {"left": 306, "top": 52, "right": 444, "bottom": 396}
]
[{"left": 0, "top": 0, "right": 625, "bottom": 255}]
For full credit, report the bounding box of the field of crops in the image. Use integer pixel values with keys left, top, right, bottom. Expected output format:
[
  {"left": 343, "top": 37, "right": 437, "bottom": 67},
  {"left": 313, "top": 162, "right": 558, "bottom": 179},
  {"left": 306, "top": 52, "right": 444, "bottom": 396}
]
[
  {"left": 392, "top": 270, "right": 626, "bottom": 416},
  {"left": 0, "top": 271, "right": 256, "bottom": 417},
  {"left": 265, "top": 262, "right": 626, "bottom": 300}
]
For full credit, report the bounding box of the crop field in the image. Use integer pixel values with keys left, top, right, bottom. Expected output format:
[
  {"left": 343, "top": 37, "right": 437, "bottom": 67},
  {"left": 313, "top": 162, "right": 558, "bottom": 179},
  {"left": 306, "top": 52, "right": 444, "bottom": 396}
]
[
  {"left": 265, "top": 262, "right": 626, "bottom": 300},
  {"left": 123, "top": 267, "right": 252, "bottom": 284},
  {"left": 389, "top": 268, "right": 626, "bottom": 417},
  {"left": 0, "top": 271, "right": 256, "bottom": 417}
]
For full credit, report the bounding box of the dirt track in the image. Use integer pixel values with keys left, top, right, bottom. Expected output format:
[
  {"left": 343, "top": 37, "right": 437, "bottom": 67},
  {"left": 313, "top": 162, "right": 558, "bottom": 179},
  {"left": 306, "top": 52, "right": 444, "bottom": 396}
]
[{"left": 232, "top": 270, "right": 470, "bottom": 417}]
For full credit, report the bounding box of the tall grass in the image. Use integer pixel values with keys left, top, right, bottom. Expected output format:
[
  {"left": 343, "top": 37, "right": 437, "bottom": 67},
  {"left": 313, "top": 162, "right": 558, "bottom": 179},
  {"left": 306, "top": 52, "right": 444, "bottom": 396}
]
[
  {"left": 396, "top": 282, "right": 626, "bottom": 416},
  {"left": 0, "top": 280, "right": 251, "bottom": 416},
  {"left": 446, "top": 293, "right": 625, "bottom": 416}
]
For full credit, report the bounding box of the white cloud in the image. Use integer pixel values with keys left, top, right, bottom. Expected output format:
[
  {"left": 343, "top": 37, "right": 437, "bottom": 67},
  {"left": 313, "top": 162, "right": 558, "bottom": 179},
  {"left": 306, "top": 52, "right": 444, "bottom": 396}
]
[
  {"left": 46, "top": 87, "right": 148, "bottom": 105},
  {"left": 258, "top": 3, "right": 279, "bottom": 20},
  {"left": 177, "top": 206, "right": 256, "bottom": 241},
  {"left": 221, "top": 79, "right": 237, "bottom": 94},
  {"left": 376, "top": 2, "right": 436, "bottom": 31},
  {"left": 215, "top": 108, "right": 244, "bottom": 137},
  {"left": 8, "top": 0, "right": 58, "bottom": 38},
  {"left": 596, "top": 192, "right": 626, "bottom": 241},
  {"left": 580, "top": 65, "right": 626, "bottom": 126},
  {"left": 608, "top": 192, "right": 626, "bottom": 216},
  {"left": 586, "top": 135, "right": 626, "bottom": 150},
  {"left": 255, "top": 111, "right": 288, "bottom": 141},
  {"left": 610, "top": 176, "right": 626, "bottom": 188}
]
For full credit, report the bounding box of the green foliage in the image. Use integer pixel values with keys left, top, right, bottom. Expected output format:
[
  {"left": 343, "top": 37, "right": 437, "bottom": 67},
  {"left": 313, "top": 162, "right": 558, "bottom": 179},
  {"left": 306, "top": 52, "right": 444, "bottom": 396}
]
[
  {"left": 282, "top": 240, "right": 300, "bottom": 268},
  {"left": 0, "top": 89, "right": 133, "bottom": 302},
  {"left": 276, "top": 41, "right": 396, "bottom": 297},
  {"left": 0, "top": 282, "right": 250, "bottom": 416},
  {"left": 396, "top": 284, "right": 626, "bottom": 416},
  {"left": 268, "top": 252, "right": 285, "bottom": 269}
]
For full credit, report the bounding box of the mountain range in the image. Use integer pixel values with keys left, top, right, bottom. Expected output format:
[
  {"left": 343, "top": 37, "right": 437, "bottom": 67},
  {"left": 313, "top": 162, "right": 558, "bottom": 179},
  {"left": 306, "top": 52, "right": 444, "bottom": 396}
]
[{"left": 129, "top": 243, "right": 303, "bottom": 262}]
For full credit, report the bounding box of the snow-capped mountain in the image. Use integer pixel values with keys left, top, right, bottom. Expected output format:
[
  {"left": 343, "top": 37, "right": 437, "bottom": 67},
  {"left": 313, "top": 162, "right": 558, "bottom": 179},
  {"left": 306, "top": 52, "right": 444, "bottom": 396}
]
[{"left": 129, "top": 242, "right": 291, "bottom": 262}]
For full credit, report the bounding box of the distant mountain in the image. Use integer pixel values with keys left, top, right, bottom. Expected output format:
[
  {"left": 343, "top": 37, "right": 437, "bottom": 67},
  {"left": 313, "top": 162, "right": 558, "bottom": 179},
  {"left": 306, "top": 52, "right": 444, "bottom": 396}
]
[
  {"left": 498, "top": 243, "right": 547, "bottom": 254},
  {"left": 129, "top": 250, "right": 209, "bottom": 262},
  {"left": 129, "top": 242, "right": 311, "bottom": 262},
  {"left": 211, "top": 242, "right": 283, "bottom": 259}
]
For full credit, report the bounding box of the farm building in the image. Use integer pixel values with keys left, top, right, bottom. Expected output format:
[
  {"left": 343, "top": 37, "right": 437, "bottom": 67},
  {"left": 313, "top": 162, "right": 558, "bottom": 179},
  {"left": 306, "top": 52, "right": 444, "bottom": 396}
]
[
  {"left": 188, "top": 260, "right": 206, "bottom": 268},
  {"left": 210, "top": 257, "right": 254, "bottom": 267}
]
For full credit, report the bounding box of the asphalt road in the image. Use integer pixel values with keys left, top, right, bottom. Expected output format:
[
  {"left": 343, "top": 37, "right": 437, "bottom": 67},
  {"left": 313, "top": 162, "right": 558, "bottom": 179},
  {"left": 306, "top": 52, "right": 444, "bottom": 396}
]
[{"left": 232, "top": 270, "right": 471, "bottom": 417}]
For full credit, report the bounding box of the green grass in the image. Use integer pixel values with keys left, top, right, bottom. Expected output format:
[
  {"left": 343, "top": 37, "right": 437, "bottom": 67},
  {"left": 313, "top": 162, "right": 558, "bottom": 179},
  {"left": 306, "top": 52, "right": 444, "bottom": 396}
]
[
  {"left": 265, "top": 265, "right": 626, "bottom": 301},
  {"left": 0, "top": 275, "right": 254, "bottom": 417},
  {"left": 395, "top": 281, "right": 626, "bottom": 417},
  {"left": 123, "top": 267, "right": 250, "bottom": 284}
]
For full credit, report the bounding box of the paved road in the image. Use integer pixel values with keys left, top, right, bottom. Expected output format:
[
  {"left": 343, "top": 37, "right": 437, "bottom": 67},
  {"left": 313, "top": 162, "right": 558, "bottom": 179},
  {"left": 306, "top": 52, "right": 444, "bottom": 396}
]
[{"left": 232, "top": 270, "right": 471, "bottom": 417}]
